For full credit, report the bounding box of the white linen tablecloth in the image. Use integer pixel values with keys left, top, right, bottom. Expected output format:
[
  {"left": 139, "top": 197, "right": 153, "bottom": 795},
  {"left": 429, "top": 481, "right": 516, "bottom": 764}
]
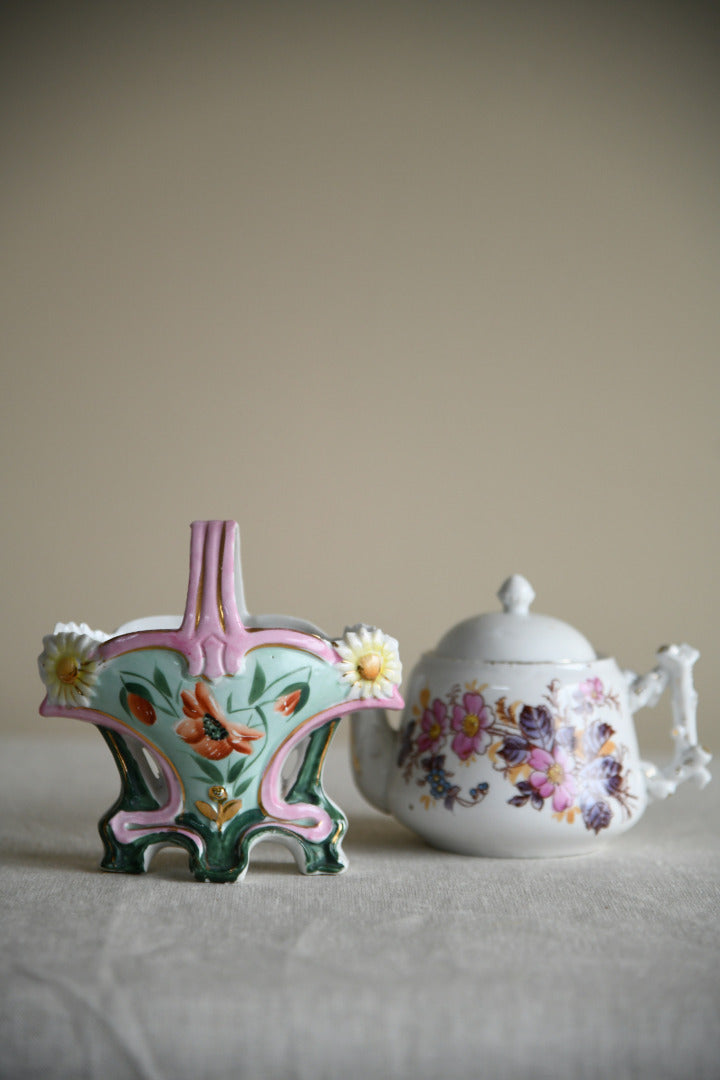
[{"left": 1, "top": 731, "right": 718, "bottom": 1080}]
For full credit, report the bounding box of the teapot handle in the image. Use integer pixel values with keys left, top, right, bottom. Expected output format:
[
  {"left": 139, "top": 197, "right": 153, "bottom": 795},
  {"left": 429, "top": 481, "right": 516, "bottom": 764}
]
[{"left": 626, "top": 644, "right": 711, "bottom": 800}]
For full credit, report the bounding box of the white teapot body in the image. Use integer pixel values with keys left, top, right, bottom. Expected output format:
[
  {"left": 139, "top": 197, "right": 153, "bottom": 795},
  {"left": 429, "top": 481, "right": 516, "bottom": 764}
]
[
  {"left": 352, "top": 576, "right": 710, "bottom": 858},
  {"left": 388, "top": 655, "right": 646, "bottom": 857}
]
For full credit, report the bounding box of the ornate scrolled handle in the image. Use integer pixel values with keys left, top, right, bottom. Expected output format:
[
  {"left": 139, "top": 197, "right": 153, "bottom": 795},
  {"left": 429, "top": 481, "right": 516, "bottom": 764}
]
[{"left": 627, "top": 643, "right": 712, "bottom": 800}]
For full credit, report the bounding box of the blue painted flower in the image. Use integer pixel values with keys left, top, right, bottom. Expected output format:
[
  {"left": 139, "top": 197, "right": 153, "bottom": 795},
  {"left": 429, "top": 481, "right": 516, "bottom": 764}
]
[{"left": 421, "top": 755, "right": 453, "bottom": 799}]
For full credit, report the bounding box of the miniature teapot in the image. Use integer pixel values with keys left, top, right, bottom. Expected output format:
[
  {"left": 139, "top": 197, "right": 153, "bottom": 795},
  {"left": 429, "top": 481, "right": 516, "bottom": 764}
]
[
  {"left": 350, "top": 575, "right": 711, "bottom": 857},
  {"left": 38, "top": 520, "right": 404, "bottom": 881}
]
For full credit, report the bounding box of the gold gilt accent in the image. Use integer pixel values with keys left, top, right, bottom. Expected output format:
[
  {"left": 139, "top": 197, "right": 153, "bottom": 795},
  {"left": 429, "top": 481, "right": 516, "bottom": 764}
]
[
  {"left": 330, "top": 820, "right": 344, "bottom": 846},
  {"left": 313, "top": 720, "right": 338, "bottom": 786},
  {"left": 258, "top": 719, "right": 339, "bottom": 829},
  {"left": 101, "top": 718, "right": 187, "bottom": 809},
  {"left": 195, "top": 784, "right": 242, "bottom": 833},
  {"left": 105, "top": 729, "right": 131, "bottom": 785}
]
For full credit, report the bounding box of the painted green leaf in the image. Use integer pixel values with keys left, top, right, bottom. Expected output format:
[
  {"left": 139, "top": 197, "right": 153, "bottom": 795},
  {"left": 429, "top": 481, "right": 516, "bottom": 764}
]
[
  {"left": 234, "top": 776, "right": 253, "bottom": 797},
  {"left": 119, "top": 685, "right": 130, "bottom": 718},
  {"left": 194, "top": 757, "right": 225, "bottom": 784},
  {"left": 153, "top": 666, "right": 172, "bottom": 699},
  {"left": 227, "top": 757, "right": 246, "bottom": 785},
  {"left": 249, "top": 663, "right": 266, "bottom": 705},
  {"left": 255, "top": 705, "right": 269, "bottom": 737}
]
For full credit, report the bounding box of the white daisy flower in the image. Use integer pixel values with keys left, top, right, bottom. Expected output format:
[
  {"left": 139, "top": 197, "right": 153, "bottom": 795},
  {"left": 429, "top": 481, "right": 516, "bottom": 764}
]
[
  {"left": 38, "top": 631, "right": 102, "bottom": 707},
  {"left": 52, "top": 621, "right": 109, "bottom": 643},
  {"left": 334, "top": 625, "right": 402, "bottom": 700}
]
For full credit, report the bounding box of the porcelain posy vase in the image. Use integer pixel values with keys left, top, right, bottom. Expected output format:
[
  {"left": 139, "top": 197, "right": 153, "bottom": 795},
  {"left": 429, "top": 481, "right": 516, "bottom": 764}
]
[{"left": 38, "top": 521, "right": 404, "bottom": 881}]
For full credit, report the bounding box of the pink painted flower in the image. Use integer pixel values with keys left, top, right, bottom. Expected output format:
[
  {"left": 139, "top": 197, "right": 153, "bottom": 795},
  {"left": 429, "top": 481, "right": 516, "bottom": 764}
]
[
  {"left": 528, "top": 745, "right": 576, "bottom": 812},
  {"left": 581, "top": 677, "right": 604, "bottom": 701},
  {"left": 574, "top": 677, "right": 605, "bottom": 714},
  {"left": 451, "top": 692, "right": 492, "bottom": 760},
  {"left": 417, "top": 698, "right": 448, "bottom": 753}
]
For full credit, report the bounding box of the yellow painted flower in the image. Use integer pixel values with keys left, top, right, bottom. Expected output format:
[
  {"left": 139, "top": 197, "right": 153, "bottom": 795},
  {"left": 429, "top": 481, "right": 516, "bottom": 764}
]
[
  {"left": 38, "top": 631, "right": 101, "bottom": 707},
  {"left": 334, "top": 625, "right": 402, "bottom": 700}
]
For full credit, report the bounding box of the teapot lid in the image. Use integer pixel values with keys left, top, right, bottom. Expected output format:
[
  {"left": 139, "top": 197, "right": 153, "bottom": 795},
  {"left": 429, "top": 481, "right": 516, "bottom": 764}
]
[{"left": 434, "top": 575, "right": 597, "bottom": 663}]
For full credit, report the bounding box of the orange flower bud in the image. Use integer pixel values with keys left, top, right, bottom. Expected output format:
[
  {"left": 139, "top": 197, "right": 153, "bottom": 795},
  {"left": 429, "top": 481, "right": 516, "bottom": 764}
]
[
  {"left": 128, "top": 692, "right": 157, "bottom": 726},
  {"left": 274, "top": 689, "right": 302, "bottom": 717}
]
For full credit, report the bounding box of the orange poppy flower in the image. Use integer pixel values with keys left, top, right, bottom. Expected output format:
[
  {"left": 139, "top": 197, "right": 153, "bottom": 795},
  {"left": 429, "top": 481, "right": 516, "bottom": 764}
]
[
  {"left": 176, "top": 681, "right": 263, "bottom": 760},
  {"left": 274, "top": 689, "right": 302, "bottom": 717}
]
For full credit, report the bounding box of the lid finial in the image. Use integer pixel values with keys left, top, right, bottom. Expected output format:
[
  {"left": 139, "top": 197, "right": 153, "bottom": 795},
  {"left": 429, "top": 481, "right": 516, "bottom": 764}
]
[{"left": 498, "top": 575, "right": 535, "bottom": 616}]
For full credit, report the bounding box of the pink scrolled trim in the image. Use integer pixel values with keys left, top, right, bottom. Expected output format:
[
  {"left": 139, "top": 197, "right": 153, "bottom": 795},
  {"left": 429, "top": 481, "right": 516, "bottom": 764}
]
[
  {"left": 39, "top": 696, "right": 203, "bottom": 854},
  {"left": 99, "top": 520, "right": 338, "bottom": 676},
  {"left": 255, "top": 685, "right": 405, "bottom": 843}
]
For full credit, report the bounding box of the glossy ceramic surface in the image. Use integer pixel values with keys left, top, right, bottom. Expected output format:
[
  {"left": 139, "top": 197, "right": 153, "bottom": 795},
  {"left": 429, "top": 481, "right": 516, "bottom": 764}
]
[
  {"left": 38, "top": 520, "right": 403, "bottom": 881},
  {"left": 351, "top": 575, "right": 711, "bottom": 857}
]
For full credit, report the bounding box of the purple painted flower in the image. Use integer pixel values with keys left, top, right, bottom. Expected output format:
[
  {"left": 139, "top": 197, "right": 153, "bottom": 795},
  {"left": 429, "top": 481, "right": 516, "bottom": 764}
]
[
  {"left": 451, "top": 692, "right": 492, "bottom": 760},
  {"left": 528, "top": 745, "right": 577, "bottom": 812},
  {"left": 582, "top": 800, "right": 612, "bottom": 835},
  {"left": 519, "top": 704, "right": 555, "bottom": 750},
  {"left": 579, "top": 755, "right": 624, "bottom": 803},
  {"left": 508, "top": 779, "right": 544, "bottom": 811},
  {"left": 499, "top": 734, "right": 530, "bottom": 767},
  {"left": 417, "top": 699, "right": 448, "bottom": 753}
]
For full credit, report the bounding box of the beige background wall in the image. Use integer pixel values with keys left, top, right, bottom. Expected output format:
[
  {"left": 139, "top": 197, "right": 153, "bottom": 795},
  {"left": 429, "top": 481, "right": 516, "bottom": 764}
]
[{"left": 2, "top": 2, "right": 718, "bottom": 756}]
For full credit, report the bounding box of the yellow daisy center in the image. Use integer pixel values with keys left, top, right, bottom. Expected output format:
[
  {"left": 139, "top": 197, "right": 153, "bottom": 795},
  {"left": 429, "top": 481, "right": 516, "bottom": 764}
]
[
  {"left": 56, "top": 655, "right": 80, "bottom": 685},
  {"left": 357, "top": 652, "right": 382, "bottom": 682}
]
